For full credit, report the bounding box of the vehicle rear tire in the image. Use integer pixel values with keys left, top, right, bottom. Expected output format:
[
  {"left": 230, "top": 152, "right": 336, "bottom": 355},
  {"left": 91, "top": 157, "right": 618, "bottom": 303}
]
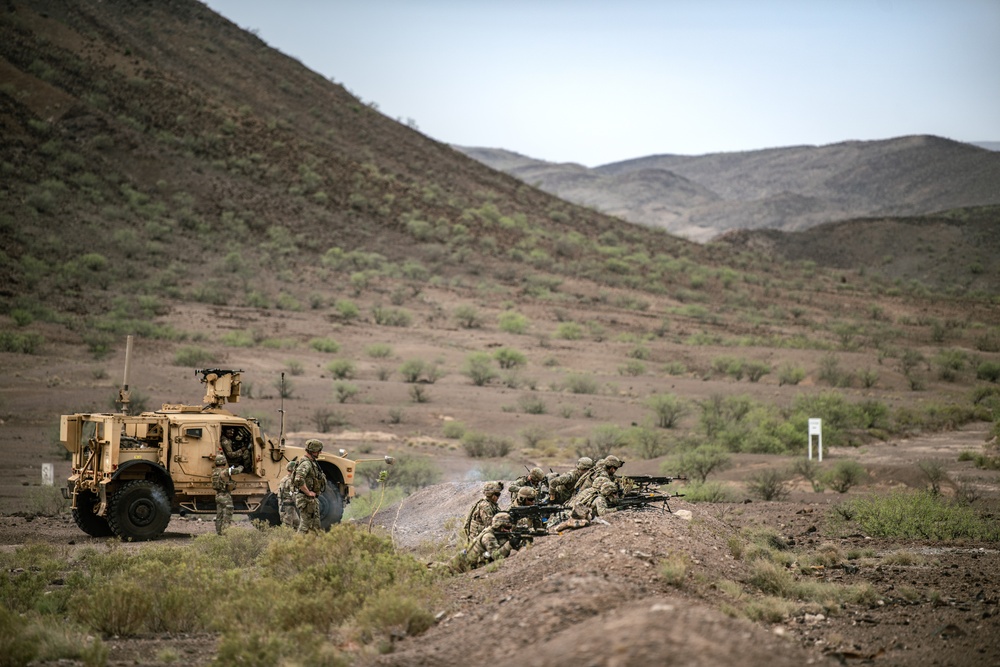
[
  {"left": 108, "top": 479, "right": 171, "bottom": 541},
  {"left": 71, "top": 490, "right": 114, "bottom": 537},
  {"left": 248, "top": 492, "right": 281, "bottom": 528},
  {"left": 318, "top": 480, "right": 344, "bottom": 530}
]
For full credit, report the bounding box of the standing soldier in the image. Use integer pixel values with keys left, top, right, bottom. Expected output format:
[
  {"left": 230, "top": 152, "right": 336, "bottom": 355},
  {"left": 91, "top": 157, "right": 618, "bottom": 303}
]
[
  {"left": 278, "top": 459, "right": 299, "bottom": 529},
  {"left": 212, "top": 454, "right": 240, "bottom": 535},
  {"left": 293, "top": 439, "right": 327, "bottom": 533},
  {"left": 463, "top": 481, "right": 503, "bottom": 543}
]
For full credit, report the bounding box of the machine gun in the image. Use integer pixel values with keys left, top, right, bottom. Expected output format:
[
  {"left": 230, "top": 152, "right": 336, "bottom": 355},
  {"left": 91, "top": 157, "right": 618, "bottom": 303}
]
[
  {"left": 508, "top": 504, "right": 567, "bottom": 524},
  {"left": 619, "top": 475, "right": 687, "bottom": 494},
  {"left": 616, "top": 490, "right": 684, "bottom": 513}
]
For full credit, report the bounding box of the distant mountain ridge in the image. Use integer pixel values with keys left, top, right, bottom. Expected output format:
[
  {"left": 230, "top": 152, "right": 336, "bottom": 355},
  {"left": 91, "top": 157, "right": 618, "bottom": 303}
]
[{"left": 456, "top": 136, "right": 1000, "bottom": 242}]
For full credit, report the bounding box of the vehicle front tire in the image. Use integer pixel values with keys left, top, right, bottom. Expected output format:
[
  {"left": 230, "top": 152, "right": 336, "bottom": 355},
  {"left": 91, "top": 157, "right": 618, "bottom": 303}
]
[
  {"left": 108, "top": 479, "right": 171, "bottom": 541},
  {"left": 71, "top": 489, "right": 114, "bottom": 537},
  {"left": 318, "top": 481, "right": 344, "bottom": 530}
]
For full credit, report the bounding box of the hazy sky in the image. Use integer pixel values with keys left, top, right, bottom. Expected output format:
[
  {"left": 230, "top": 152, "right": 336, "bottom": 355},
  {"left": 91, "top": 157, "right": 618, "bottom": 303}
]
[{"left": 202, "top": 0, "right": 1000, "bottom": 167}]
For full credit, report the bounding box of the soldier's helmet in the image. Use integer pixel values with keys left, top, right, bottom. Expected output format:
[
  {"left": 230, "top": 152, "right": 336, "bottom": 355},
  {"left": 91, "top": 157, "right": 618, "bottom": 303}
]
[
  {"left": 483, "top": 481, "right": 503, "bottom": 497},
  {"left": 286, "top": 459, "right": 297, "bottom": 472},
  {"left": 600, "top": 480, "right": 618, "bottom": 497},
  {"left": 604, "top": 455, "right": 623, "bottom": 470},
  {"left": 491, "top": 512, "right": 513, "bottom": 529},
  {"left": 215, "top": 454, "right": 227, "bottom": 466},
  {"left": 577, "top": 457, "right": 594, "bottom": 470},
  {"left": 304, "top": 439, "right": 323, "bottom": 454},
  {"left": 517, "top": 486, "right": 537, "bottom": 501},
  {"left": 528, "top": 467, "right": 545, "bottom": 482}
]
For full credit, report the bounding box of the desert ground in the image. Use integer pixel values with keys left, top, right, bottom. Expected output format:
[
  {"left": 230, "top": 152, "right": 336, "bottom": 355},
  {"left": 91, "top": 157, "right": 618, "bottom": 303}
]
[{"left": 1, "top": 296, "right": 999, "bottom": 666}]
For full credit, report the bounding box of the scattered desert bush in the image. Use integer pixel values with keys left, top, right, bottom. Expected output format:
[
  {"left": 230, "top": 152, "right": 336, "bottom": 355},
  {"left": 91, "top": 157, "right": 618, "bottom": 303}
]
[
  {"left": 777, "top": 363, "right": 806, "bottom": 386},
  {"left": 173, "top": 345, "right": 215, "bottom": 367},
  {"left": 667, "top": 445, "right": 731, "bottom": 483},
  {"left": 356, "top": 454, "right": 441, "bottom": 493},
  {"left": 461, "top": 431, "right": 512, "bottom": 458},
  {"left": 563, "top": 373, "right": 599, "bottom": 394},
  {"left": 498, "top": 311, "right": 529, "bottom": 334},
  {"left": 454, "top": 304, "right": 483, "bottom": 328},
  {"left": 494, "top": 347, "right": 527, "bottom": 369},
  {"left": 678, "top": 480, "right": 740, "bottom": 503},
  {"left": 326, "top": 359, "right": 355, "bottom": 379},
  {"left": 462, "top": 352, "right": 499, "bottom": 386},
  {"left": 627, "top": 425, "right": 670, "bottom": 459},
  {"left": 333, "top": 381, "right": 359, "bottom": 403},
  {"left": 575, "top": 423, "right": 627, "bottom": 460},
  {"left": 646, "top": 392, "right": 689, "bottom": 428},
  {"left": 746, "top": 468, "right": 790, "bottom": 501},
  {"left": 0, "top": 331, "right": 45, "bottom": 354},
  {"left": 821, "top": 460, "right": 867, "bottom": 493},
  {"left": 366, "top": 343, "right": 393, "bottom": 359},
  {"left": 833, "top": 490, "right": 1000, "bottom": 540},
  {"left": 309, "top": 337, "right": 340, "bottom": 353},
  {"left": 442, "top": 420, "right": 466, "bottom": 439}
]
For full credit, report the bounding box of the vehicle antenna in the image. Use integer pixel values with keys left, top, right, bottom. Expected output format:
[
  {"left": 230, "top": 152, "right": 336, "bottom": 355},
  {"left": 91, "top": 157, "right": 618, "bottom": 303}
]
[
  {"left": 278, "top": 372, "right": 286, "bottom": 447},
  {"left": 118, "top": 335, "right": 134, "bottom": 415}
]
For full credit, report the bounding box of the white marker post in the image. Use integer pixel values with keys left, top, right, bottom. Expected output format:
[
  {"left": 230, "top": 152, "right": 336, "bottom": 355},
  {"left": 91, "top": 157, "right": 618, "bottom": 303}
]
[
  {"left": 41, "top": 463, "right": 54, "bottom": 487},
  {"left": 808, "top": 418, "right": 823, "bottom": 462}
]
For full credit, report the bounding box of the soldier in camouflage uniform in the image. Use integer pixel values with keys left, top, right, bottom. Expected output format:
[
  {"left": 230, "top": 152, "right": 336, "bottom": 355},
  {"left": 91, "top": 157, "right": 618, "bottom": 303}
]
[
  {"left": 508, "top": 467, "right": 547, "bottom": 504},
  {"left": 576, "top": 480, "right": 619, "bottom": 517},
  {"left": 549, "top": 457, "right": 593, "bottom": 504},
  {"left": 463, "top": 481, "right": 502, "bottom": 543},
  {"left": 211, "top": 454, "right": 241, "bottom": 535},
  {"left": 463, "top": 512, "right": 520, "bottom": 571},
  {"left": 511, "top": 486, "right": 544, "bottom": 531},
  {"left": 570, "top": 455, "right": 623, "bottom": 504},
  {"left": 220, "top": 426, "right": 253, "bottom": 471},
  {"left": 278, "top": 459, "right": 299, "bottom": 529},
  {"left": 293, "top": 439, "right": 327, "bottom": 533}
]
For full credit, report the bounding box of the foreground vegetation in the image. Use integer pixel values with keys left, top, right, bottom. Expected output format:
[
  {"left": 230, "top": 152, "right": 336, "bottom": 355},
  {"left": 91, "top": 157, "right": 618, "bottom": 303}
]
[{"left": 0, "top": 525, "right": 438, "bottom": 667}]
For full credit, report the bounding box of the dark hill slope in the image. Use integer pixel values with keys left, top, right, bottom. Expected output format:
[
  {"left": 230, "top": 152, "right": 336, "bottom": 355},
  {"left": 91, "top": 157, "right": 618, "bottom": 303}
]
[
  {"left": 0, "top": 0, "right": 695, "bottom": 316},
  {"left": 714, "top": 206, "right": 1000, "bottom": 296}
]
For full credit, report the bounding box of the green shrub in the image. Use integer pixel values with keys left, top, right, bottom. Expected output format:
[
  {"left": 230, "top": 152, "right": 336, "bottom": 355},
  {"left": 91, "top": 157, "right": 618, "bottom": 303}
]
[
  {"left": 222, "top": 331, "right": 255, "bottom": 347},
  {"left": 555, "top": 322, "right": 583, "bottom": 340},
  {"left": 679, "top": 480, "right": 740, "bottom": 503},
  {"left": 498, "top": 311, "right": 529, "bottom": 334},
  {"left": 333, "top": 382, "right": 359, "bottom": 403},
  {"left": 461, "top": 432, "right": 512, "bottom": 458},
  {"left": 356, "top": 454, "right": 441, "bottom": 493},
  {"left": 517, "top": 394, "right": 547, "bottom": 414},
  {"left": 835, "top": 490, "right": 1000, "bottom": 540},
  {"left": 442, "top": 421, "right": 465, "bottom": 439},
  {"left": 326, "top": 359, "right": 355, "bottom": 379},
  {"left": 494, "top": 347, "right": 527, "bottom": 369},
  {"left": 462, "top": 352, "right": 498, "bottom": 386},
  {"left": 564, "top": 373, "right": 598, "bottom": 394},
  {"left": 777, "top": 363, "right": 806, "bottom": 386},
  {"left": 976, "top": 361, "right": 1000, "bottom": 383},
  {"left": 334, "top": 299, "right": 360, "bottom": 320},
  {"left": 366, "top": 343, "right": 392, "bottom": 358},
  {"left": 746, "top": 468, "right": 790, "bottom": 501},
  {"left": 0, "top": 331, "right": 44, "bottom": 354},
  {"left": 309, "top": 337, "right": 340, "bottom": 353},
  {"left": 822, "top": 460, "right": 867, "bottom": 493},
  {"left": 399, "top": 359, "right": 427, "bottom": 383},
  {"left": 372, "top": 305, "right": 412, "bottom": 327},
  {"left": 668, "top": 445, "right": 731, "bottom": 483},
  {"left": 454, "top": 305, "right": 483, "bottom": 329},
  {"left": 627, "top": 426, "right": 669, "bottom": 459},
  {"left": 575, "top": 424, "right": 627, "bottom": 460},
  {"left": 646, "top": 393, "right": 689, "bottom": 428}
]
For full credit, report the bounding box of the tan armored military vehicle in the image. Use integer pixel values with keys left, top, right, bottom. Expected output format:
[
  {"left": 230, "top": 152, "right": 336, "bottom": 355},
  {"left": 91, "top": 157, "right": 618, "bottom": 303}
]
[{"left": 60, "top": 340, "right": 391, "bottom": 540}]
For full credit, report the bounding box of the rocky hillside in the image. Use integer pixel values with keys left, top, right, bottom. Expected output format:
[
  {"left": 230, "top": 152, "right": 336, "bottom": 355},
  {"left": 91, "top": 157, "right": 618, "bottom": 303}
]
[{"left": 457, "top": 136, "right": 1000, "bottom": 243}]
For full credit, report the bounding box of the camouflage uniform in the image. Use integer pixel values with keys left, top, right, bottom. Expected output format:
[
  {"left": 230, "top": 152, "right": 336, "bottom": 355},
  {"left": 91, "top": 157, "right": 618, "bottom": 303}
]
[
  {"left": 549, "top": 457, "right": 593, "bottom": 504},
  {"left": 570, "top": 455, "right": 622, "bottom": 504},
  {"left": 551, "top": 504, "right": 593, "bottom": 532},
  {"left": 278, "top": 459, "right": 299, "bottom": 529},
  {"left": 579, "top": 480, "right": 619, "bottom": 517},
  {"left": 220, "top": 428, "right": 253, "bottom": 471},
  {"left": 508, "top": 467, "right": 547, "bottom": 504},
  {"left": 463, "top": 513, "right": 518, "bottom": 570},
  {"left": 211, "top": 454, "right": 237, "bottom": 535},
  {"left": 511, "top": 486, "right": 544, "bottom": 531},
  {"left": 463, "top": 481, "right": 502, "bottom": 542},
  {"left": 294, "top": 440, "right": 327, "bottom": 533}
]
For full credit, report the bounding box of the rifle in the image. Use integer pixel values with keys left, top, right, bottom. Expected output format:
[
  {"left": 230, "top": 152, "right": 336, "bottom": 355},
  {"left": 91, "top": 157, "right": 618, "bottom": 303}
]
[
  {"left": 616, "top": 491, "right": 685, "bottom": 513},
  {"left": 506, "top": 527, "right": 552, "bottom": 546}
]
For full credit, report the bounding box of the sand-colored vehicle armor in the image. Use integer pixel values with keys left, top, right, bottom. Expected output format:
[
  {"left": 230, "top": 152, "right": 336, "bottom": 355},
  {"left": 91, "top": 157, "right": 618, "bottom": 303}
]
[{"left": 60, "top": 340, "right": 391, "bottom": 541}]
